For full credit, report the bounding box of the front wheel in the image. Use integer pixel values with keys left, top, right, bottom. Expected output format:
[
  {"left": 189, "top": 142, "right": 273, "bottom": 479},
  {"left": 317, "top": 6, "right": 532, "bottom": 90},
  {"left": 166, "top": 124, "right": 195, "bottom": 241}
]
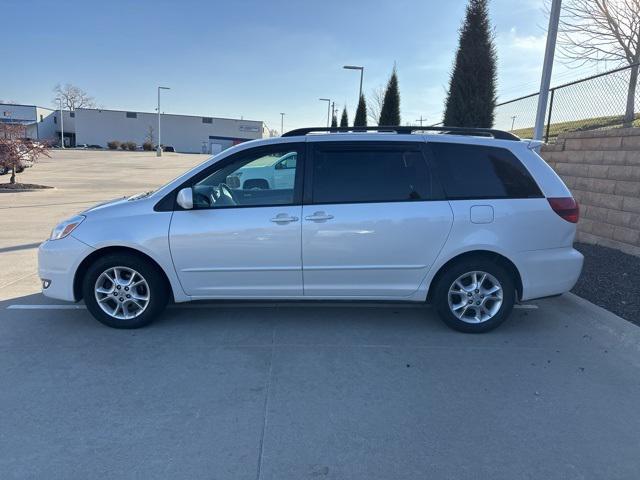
[
  {"left": 433, "top": 258, "right": 515, "bottom": 333},
  {"left": 82, "top": 253, "right": 169, "bottom": 329}
]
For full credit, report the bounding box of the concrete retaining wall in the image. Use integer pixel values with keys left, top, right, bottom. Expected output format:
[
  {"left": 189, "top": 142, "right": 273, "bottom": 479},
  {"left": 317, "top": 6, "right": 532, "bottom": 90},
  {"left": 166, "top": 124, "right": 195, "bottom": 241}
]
[{"left": 541, "top": 128, "right": 640, "bottom": 257}]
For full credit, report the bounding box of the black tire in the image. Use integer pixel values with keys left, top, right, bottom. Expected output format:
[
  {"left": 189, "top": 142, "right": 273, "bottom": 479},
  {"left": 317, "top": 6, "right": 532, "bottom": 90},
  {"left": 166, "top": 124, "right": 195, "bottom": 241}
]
[
  {"left": 82, "top": 253, "right": 169, "bottom": 329},
  {"left": 433, "top": 257, "right": 515, "bottom": 333}
]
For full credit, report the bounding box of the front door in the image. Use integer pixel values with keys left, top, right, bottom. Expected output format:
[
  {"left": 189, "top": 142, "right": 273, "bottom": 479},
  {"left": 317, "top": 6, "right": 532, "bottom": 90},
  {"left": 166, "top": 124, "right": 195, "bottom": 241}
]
[
  {"left": 302, "top": 142, "right": 453, "bottom": 297},
  {"left": 169, "top": 143, "right": 305, "bottom": 298}
]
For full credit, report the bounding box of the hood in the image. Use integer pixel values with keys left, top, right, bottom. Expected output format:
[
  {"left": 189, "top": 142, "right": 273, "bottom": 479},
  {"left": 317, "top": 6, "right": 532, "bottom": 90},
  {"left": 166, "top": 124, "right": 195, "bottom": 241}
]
[{"left": 82, "top": 191, "right": 153, "bottom": 214}]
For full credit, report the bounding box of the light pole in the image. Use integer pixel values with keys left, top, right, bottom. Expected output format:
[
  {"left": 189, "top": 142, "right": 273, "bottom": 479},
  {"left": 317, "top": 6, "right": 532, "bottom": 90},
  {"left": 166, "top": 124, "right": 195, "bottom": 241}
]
[
  {"left": 319, "top": 98, "right": 331, "bottom": 127},
  {"left": 280, "top": 113, "right": 285, "bottom": 136},
  {"left": 533, "top": 0, "right": 562, "bottom": 147},
  {"left": 157, "top": 86, "right": 170, "bottom": 157},
  {"left": 343, "top": 65, "right": 364, "bottom": 100},
  {"left": 510, "top": 115, "right": 517, "bottom": 131},
  {"left": 58, "top": 98, "right": 65, "bottom": 148}
]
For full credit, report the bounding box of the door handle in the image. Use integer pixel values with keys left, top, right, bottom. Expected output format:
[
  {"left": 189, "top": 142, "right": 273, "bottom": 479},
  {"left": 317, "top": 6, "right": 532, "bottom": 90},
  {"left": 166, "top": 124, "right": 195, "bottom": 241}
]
[
  {"left": 304, "top": 211, "right": 334, "bottom": 222},
  {"left": 270, "top": 214, "right": 299, "bottom": 224}
]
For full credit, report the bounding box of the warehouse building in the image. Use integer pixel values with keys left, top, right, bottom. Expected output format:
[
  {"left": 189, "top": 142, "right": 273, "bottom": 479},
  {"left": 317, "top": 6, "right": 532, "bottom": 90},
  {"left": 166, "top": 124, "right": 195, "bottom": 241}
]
[
  {"left": 75, "top": 108, "right": 264, "bottom": 153},
  {"left": 0, "top": 103, "right": 265, "bottom": 153}
]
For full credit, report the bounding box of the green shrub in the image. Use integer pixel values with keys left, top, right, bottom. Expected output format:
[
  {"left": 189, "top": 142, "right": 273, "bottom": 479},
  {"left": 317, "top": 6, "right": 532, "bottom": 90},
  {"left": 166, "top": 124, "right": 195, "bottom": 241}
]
[
  {"left": 107, "top": 140, "right": 120, "bottom": 150},
  {"left": 126, "top": 141, "right": 137, "bottom": 151},
  {"left": 142, "top": 141, "right": 154, "bottom": 151}
]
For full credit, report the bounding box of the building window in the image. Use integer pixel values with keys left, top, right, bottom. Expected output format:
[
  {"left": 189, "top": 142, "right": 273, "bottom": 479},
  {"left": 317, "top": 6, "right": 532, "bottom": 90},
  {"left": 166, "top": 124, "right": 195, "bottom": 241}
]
[
  {"left": 54, "top": 116, "right": 57, "bottom": 124},
  {"left": 126, "top": 112, "right": 137, "bottom": 119},
  {"left": 40, "top": 114, "right": 43, "bottom": 122},
  {"left": 202, "top": 117, "right": 213, "bottom": 124},
  {"left": 70, "top": 111, "right": 75, "bottom": 118}
]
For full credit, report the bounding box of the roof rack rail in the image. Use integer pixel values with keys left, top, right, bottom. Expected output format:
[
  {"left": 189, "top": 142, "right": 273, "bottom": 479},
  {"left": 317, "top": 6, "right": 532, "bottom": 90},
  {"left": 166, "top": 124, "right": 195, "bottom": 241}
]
[{"left": 282, "top": 126, "right": 520, "bottom": 141}]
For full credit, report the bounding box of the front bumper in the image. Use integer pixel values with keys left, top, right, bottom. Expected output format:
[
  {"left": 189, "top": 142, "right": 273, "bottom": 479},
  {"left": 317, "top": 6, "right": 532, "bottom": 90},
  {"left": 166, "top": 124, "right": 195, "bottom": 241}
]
[
  {"left": 516, "top": 247, "right": 584, "bottom": 301},
  {"left": 38, "top": 235, "right": 94, "bottom": 302}
]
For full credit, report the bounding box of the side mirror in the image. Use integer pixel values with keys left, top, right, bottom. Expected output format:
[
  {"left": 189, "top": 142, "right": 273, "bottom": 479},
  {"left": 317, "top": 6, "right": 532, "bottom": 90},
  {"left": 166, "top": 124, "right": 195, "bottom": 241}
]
[{"left": 176, "top": 187, "right": 194, "bottom": 210}]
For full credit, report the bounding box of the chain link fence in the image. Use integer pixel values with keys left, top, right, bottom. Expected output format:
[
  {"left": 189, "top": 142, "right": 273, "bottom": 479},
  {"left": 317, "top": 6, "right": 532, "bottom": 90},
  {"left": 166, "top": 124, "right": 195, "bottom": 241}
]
[{"left": 495, "top": 63, "right": 639, "bottom": 142}]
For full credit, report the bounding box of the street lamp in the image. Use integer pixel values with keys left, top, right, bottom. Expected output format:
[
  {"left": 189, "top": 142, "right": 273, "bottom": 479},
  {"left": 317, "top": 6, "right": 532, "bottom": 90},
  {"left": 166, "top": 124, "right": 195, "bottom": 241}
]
[
  {"left": 343, "top": 65, "right": 364, "bottom": 99},
  {"left": 157, "top": 86, "right": 170, "bottom": 157},
  {"left": 280, "top": 112, "right": 285, "bottom": 136},
  {"left": 58, "top": 98, "right": 65, "bottom": 149},
  {"left": 319, "top": 98, "right": 331, "bottom": 127}
]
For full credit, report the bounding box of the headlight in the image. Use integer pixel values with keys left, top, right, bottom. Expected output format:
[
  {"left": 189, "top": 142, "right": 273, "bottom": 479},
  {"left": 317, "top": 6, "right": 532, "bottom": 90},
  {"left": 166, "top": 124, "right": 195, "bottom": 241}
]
[{"left": 50, "top": 215, "right": 85, "bottom": 240}]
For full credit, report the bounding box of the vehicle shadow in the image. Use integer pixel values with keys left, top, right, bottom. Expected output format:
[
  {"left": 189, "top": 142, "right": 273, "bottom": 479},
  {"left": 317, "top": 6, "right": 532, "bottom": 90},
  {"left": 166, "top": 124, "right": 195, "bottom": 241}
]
[{"left": 0, "top": 292, "right": 553, "bottom": 346}]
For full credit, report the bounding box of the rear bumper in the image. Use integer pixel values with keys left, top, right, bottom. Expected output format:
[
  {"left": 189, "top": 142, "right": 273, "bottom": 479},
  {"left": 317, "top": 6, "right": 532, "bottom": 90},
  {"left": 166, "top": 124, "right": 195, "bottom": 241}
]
[
  {"left": 38, "top": 236, "right": 94, "bottom": 302},
  {"left": 516, "top": 247, "right": 584, "bottom": 301}
]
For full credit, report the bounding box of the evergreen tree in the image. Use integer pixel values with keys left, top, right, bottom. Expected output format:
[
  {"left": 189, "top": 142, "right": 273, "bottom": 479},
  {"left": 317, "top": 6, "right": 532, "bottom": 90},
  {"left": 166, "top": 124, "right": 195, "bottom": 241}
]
[
  {"left": 340, "top": 107, "right": 349, "bottom": 127},
  {"left": 353, "top": 94, "right": 368, "bottom": 127},
  {"left": 331, "top": 113, "right": 338, "bottom": 127},
  {"left": 378, "top": 67, "right": 401, "bottom": 126},
  {"left": 443, "top": 0, "right": 497, "bottom": 127}
]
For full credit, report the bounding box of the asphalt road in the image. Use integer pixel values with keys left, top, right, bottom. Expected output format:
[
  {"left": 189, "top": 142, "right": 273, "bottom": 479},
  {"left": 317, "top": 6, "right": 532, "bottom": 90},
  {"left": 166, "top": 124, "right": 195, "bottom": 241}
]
[{"left": 1, "top": 151, "right": 640, "bottom": 479}]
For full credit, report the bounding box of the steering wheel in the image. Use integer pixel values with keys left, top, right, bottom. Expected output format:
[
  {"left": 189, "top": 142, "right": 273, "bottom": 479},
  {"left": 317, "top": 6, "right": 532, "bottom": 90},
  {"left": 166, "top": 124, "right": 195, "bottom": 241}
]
[{"left": 216, "top": 183, "right": 237, "bottom": 206}]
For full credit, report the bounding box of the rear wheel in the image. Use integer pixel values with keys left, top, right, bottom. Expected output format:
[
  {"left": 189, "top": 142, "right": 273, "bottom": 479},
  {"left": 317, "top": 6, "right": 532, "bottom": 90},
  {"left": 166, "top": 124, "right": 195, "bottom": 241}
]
[
  {"left": 433, "top": 258, "right": 515, "bottom": 333},
  {"left": 82, "top": 253, "right": 168, "bottom": 329}
]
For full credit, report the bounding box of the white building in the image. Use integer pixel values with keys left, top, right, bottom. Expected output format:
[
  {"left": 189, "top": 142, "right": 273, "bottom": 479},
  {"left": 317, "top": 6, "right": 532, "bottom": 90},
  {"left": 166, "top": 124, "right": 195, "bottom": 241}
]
[
  {"left": 75, "top": 108, "right": 264, "bottom": 153},
  {"left": 1, "top": 103, "right": 265, "bottom": 153},
  {"left": 0, "top": 103, "right": 72, "bottom": 144}
]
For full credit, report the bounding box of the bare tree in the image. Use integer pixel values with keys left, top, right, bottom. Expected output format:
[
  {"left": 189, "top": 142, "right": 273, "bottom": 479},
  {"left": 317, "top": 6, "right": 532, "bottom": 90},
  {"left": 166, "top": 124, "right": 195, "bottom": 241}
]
[
  {"left": 554, "top": 0, "right": 640, "bottom": 126},
  {"left": 52, "top": 83, "right": 96, "bottom": 111},
  {"left": 367, "top": 85, "right": 385, "bottom": 125},
  {"left": 0, "top": 123, "right": 50, "bottom": 184}
]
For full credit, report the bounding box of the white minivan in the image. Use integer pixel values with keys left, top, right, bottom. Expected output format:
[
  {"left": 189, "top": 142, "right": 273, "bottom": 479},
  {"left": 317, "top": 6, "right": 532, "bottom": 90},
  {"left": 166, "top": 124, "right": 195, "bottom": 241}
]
[{"left": 39, "top": 127, "right": 583, "bottom": 333}]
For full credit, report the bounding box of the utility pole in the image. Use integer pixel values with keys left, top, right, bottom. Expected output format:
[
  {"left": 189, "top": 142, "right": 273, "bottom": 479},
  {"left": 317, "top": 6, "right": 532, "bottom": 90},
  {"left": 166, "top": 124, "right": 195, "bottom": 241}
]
[
  {"left": 319, "top": 98, "right": 331, "bottom": 127},
  {"left": 157, "top": 86, "right": 170, "bottom": 157},
  {"left": 533, "top": 0, "right": 562, "bottom": 146},
  {"left": 510, "top": 115, "right": 517, "bottom": 131},
  {"left": 415, "top": 115, "right": 427, "bottom": 127},
  {"left": 280, "top": 113, "right": 285, "bottom": 136}
]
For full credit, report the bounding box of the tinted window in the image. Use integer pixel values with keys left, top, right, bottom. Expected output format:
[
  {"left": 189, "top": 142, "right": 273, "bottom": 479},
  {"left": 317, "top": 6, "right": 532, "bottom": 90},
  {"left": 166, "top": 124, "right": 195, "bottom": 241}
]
[
  {"left": 429, "top": 143, "right": 542, "bottom": 199},
  {"left": 312, "top": 147, "right": 431, "bottom": 204}
]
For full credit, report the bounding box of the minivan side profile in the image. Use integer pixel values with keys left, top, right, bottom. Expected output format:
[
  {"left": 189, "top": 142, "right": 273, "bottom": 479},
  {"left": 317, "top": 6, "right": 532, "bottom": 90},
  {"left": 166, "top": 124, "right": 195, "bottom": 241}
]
[{"left": 38, "top": 126, "right": 583, "bottom": 333}]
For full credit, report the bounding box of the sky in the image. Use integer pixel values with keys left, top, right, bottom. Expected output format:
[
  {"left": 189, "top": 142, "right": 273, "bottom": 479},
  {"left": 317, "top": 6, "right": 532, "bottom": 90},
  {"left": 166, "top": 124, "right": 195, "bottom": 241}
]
[{"left": 1, "top": 0, "right": 611, "bottom": 133}]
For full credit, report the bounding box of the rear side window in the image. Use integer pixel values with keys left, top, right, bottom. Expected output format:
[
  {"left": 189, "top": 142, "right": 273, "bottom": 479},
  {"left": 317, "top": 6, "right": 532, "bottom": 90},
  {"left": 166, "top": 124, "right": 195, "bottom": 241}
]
[
  {"left": 311, "top": 147, "right": 432, "bottom": 204},
  {"left": 428, "top": 143, "right": 542, "bottom": 199}
]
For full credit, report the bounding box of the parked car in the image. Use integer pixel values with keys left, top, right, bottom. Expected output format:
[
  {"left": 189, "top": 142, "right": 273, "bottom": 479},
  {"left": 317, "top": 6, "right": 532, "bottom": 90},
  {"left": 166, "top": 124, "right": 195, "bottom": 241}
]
[
  {"left": 76, "top": 144, "right": 89, "bottom": 149},
  {"left": 88, "top": 145, "right": 103, "bottom": 149},
  {"left": 226, "top": 151, "right": 296, "bottom": 189},
  {"left": 39, "top": 126, "right": 583, "bottom": 332},
  {"left": 162, "top": 145, "right": 175, "bottom": 152}
]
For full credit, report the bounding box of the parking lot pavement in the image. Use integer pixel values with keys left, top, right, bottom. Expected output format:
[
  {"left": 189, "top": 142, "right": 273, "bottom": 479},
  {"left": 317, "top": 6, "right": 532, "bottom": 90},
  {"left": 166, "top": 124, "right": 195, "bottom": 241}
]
[
  {"left": 2, "top": 151, "right": 640, "bottom": 479},
  {"left": 0, "top": 291, "right": 639, "bottom": 479}
]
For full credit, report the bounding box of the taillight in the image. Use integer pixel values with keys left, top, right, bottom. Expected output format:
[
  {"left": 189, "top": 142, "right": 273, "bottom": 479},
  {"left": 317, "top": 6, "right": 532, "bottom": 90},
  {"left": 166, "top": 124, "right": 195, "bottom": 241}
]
[{"left": 547, "top": 197, "right": 579, "bottom": 223}]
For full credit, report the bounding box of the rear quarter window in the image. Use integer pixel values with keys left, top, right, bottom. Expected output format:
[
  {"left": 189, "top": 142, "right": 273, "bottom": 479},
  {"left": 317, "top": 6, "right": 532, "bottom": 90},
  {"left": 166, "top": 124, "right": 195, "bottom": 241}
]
[{"left": 428, "top": 142, "right": 542, "bottom": 200}]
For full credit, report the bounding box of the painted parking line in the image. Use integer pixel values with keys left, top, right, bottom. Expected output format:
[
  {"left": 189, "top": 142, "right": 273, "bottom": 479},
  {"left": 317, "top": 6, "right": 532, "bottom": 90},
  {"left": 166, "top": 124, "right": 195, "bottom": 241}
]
[{"left": 6, "top": 303, "right": 538, "bottom": 310}]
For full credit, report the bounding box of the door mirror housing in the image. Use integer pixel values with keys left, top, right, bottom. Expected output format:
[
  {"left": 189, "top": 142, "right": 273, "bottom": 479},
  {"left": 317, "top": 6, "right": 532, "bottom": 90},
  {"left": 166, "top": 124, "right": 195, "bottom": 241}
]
[{"left": 176, "top": 187, "right": 194, "bottom": 210}]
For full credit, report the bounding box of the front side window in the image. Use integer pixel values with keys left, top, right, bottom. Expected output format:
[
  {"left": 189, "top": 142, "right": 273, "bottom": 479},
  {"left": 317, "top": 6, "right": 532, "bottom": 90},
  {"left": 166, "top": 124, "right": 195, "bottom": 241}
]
[
  {"left": 429, "top": 143, "right": 542, "bottom": 199},
  {"left": 311, "top": 146, "right": 431, "bottom": 204},
  {"left": 192, "top": 149, "right": 299, "bottom": 209}
]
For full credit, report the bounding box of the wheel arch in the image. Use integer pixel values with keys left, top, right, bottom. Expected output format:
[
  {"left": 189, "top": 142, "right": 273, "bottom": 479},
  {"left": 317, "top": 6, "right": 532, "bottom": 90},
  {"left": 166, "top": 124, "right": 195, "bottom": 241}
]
[
  {"left": 426, "top": 250, "right": 523, "bottom": 303},
  {"left": 73, "top": 246, "right": 175, "bottom": 302}
]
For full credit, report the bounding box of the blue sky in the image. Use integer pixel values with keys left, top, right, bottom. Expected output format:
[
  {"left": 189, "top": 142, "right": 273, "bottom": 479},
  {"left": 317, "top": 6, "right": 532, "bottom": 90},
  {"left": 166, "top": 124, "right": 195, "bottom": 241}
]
[{"left": 2, "top": 0, "right": 606, "bottom": 132}]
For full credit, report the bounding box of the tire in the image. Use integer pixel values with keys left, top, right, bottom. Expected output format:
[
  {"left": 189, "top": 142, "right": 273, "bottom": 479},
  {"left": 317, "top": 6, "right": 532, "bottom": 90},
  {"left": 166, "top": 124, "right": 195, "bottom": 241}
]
[
  {"left": 82, "top": 253, "right": 169, "bottom": 329},
  {"left": 432, "top": 257, "right": 515, "bottom": 333}
]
